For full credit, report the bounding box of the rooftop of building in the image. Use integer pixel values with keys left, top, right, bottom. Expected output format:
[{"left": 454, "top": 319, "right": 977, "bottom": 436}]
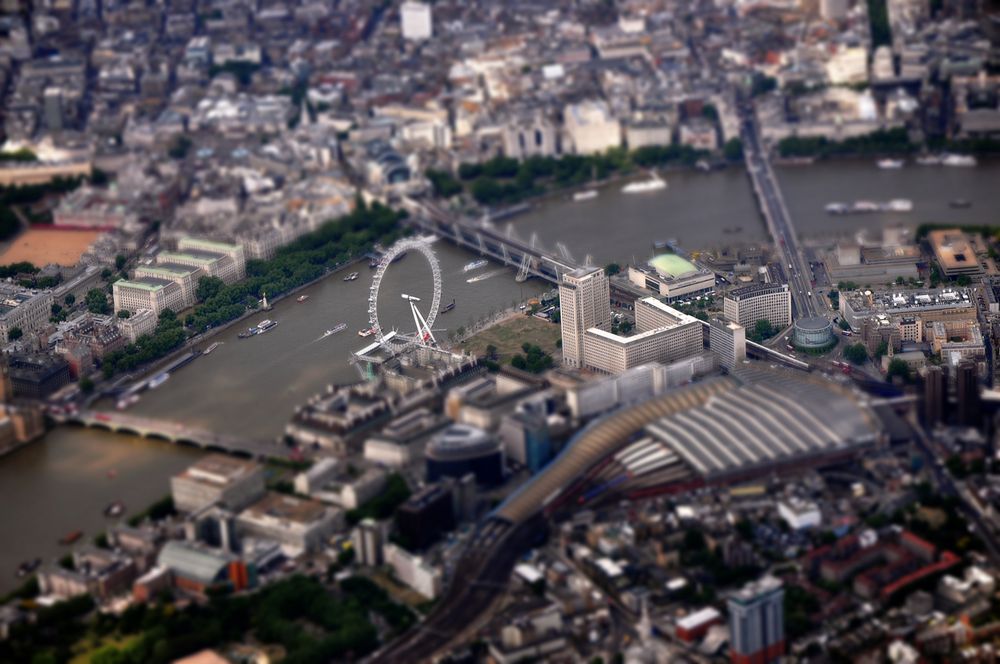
[
  {"left": 427, "top": 423, "right": 499, "bottom": 460},
  {"left": 175, "top": 453, "right": 260, "bottom": 487},
  {"left": 928, "top": 228, "right": 981, "bottom": 272},
  {"left": 844, "top": 287, "right": 973, "bottom": 313},
  {"left": 565, "top": 265, "right": 604, "bottom": 281},
  {"left": 729, "top": 575, "right": 783, "bottom": 605},
  {"left": 637, "top": 297, "right": 701, "bottom": 327},
  {"left": 157, "top": 540, "right": 235, "bottom": 585},
  {"left": 648, "top": 253, "right": 700, "bottom": 279},
  {"left": 795, "top": 316, "right": 832, "bottom": 331},
  {"left": 114, "top": 277, "right": 174, "bottom": 292},
  {"left": 647, "top": 367, "right": 878, "bottom": 479},
  {"left": 135, "top": 262, "right": 201, "bottom": 278},
  {"left": 726, "top": 282, "right": 789, "bottom": 300},
  {"left": 179, "top": 237, "right": 241, "bottom": 252},
  {"left": 400, "top": 483, "right": 450, "bottom": 512},
  {"left": 241, "top": 491, "right": 330, "bottom": 525},
  {"left": 158, "top": 249, "right": 225, "bottom": 264}
]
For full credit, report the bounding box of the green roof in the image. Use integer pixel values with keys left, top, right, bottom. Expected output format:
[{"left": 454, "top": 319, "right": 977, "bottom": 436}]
[
  {"left": 158, "top": 251, "right": 216, "bottom": 265},
  {"left": 115, "top": 278, "right": 169, "bottom": 292},
  {"left": 649, "top": 253, "right": 697, "bottom": 278},
  {"left": 136, "top": 264, "right": 197, "bottom": 277},
  {"left": 180, "top": 238, "right": 239, "bottom": 252}
]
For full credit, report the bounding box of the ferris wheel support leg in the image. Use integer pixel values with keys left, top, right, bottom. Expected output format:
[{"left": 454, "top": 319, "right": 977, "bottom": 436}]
[{"left": 411, "top": 300, "right": 437, "bottom": 346}]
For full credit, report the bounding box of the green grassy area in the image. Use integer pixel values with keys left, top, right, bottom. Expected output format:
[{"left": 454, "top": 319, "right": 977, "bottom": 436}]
[
  {"left": 459, "top": 315, "right": 561, "bottom": 365},
  {"left": 71, "top": 634, "right": 142, "bottom": 664}
]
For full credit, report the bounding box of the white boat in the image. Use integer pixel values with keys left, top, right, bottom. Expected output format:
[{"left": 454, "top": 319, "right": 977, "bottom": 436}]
[
  {"left": 943, "top": 154, "right": 977, "bottom": 167},
  {"left": 884, "top": 199, "right": 913, "bottom": 212},
  {"left": 467, "top": 269, "right": 504, "bottom": 283},
  {"left": 462, "top": 259, "right": 488, "bottom": 273},
  {"left": 115, "top": 394, "right": 139, "bottom": 410},
  {"left": 825, "top": 202, "right": 849, "bottom": 215},
  {"left": 256, "top": 319, "right": 278, "bottom": 333},
  {"left": 877, "top": 159, "right": 904, "bottom": 169},
  {"left": 916, "top": 154, "right": 943, "bottom": 166},
  {"left": 358, "top": 327, "right": 376, "bottom": 338},
  {"left": 573, "top": 189, "right": 599, "bottom": 202},
  {"left": 297, "top": 295, "right": 309, "bottom": 302},
  {"left": 343, "top": 272, "right": 360, "bottom": 282},
  {"left": 852, "top": 200, "right": 880, "bottom": 213},
  {"left": 622, "top": 173, "right": 666, "bottom": 194},
  {"left": 203, "top": 342, "right": 220, "bottom": 355},
  {"left": 147, "top": 373, "right": 170, "bottom": 390},
  {"left": 320, "top": 323, "right": 348, "bottom": 339}
]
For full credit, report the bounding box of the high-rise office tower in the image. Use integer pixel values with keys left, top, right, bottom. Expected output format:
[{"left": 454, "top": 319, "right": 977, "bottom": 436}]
[
  {"left": 559, "top": 266, "right": 611, "bottom": 368},
  {"left": 709, "top": 317, "right": 746, "bottom": 371},
  {"left": 728, "top": 576, "right": 785, "bottom": 664},
  {"left": 956, "top": 361, "right": 981, "bottom": 428},
  {"left": 354, "top": 518, "right": 383, "bottom": 566},
  {"left": 922, "top": 365, "right": 946, "bottom": 428},
  {"left": 400, "top": 1, "right": 432, "bottom": 41}
]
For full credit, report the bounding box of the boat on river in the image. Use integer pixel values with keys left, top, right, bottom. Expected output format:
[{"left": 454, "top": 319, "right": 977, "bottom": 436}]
[
  {"left": 320, "top": 323, "right": 348, "bottom": 339},
  {"left": 147, "top": 373, "right": 170, "bottom": 389},
  {"left": 440, "top": 299, "right": 456, "bottom": 314},
  {"left": 59, "top": 530, "right": 83, "bottom": 545},
  {"left": 203, "top": 342, "right": 220, "bottom": 355},
  {"left": 297, "top": 295, "right": 309, "bottom": 302},
  {"left": 573, "top": 190, "right": 599, "bottom": 202},
  {"left": 943, "top": 154, "right": 977, "bottom": 167},
  {"left": 104, "top": 501, "right": 125, "bottom": 518},
  {"left": 622, "top": 172, "right": 666, "bottom": 194},
  {"left": 877, "top": 159, "right": 904, "bottom": 169},
  {"left": 463, "top": 259, "right": 488, "bottom": 273},
  {"left": 115, "top": 394, "right": 139, "bottom": 410}
]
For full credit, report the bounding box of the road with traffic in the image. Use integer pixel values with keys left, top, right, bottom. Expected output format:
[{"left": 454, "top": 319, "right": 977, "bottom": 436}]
[{"left": 740, "top": 103, "right": 825, "bottom": 320}]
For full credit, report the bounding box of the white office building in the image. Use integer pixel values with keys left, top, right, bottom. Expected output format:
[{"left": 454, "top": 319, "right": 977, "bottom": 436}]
[
  {"left": 709, "top": 318, "right": 746, "bottom": 371},
  {"left": 117, "top": 308, "right": 158, "bottom": 342},
  {"left": 559, "top": 266, "right": 611, "bottom": 368},
  {"left": 384, "top": 542, "right": 442, "bottom": 599},
  {"left": 112, "top": 278, "right": 186, "bottom": 316},
  {"left": 171, "top": 454, "right": 266, "bottom": 513},
  {"left": 175, "top": 237, "right": 246, "bottom": 283},
  {"left": 236, "top": 492, "right": 343, "bottom": 556},
  {"left": 400, "top": 1, "right": 432, "bottom": 41},
  {"left": 133, "top": 263, "right": 200, "bottom": 309},
  {"left": 564, "top": 100, "right": 621, "bottom": 155},
  {"left": 581, "top": 299, "right": 703, "bottom": 375},
  {"left": 723, "top": 283, "right": 792, "bottom": 330},
  {"left": 353, "top": 518, "right": 385, "bottom": 566}
]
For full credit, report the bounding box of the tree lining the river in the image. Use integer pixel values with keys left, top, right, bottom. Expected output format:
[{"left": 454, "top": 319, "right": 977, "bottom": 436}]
[
  {"left": 98, "top": 200, "right": 405, "bottom": 379},
  {"left": 426, "top": 144, "right": 714, "bottom": 205}
]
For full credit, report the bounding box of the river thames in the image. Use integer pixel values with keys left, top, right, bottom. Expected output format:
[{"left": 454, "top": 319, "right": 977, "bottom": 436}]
[
  {"left": 1, "top": 159, "right": 997, "bottom": 592},
  {"left": 0, "top": 241, "right": 547, "bottom": 591}
]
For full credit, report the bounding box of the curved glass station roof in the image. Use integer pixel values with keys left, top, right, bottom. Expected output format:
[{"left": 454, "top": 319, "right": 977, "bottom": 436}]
[{"left": 494, "top": 368, "right": 880, "bottom": 525}]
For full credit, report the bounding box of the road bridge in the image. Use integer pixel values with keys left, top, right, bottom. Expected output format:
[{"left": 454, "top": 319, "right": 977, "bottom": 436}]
[
  {"left": 60, "top": 410, "right": 280, "bottom": 459},
  {"left": 740, "top": 103, "right": 825, "bottom": 320}
]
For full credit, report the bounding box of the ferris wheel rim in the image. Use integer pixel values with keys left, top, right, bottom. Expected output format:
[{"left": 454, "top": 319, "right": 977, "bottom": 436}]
[{"left": 368, "top": 237, "right": 442, "bottom": 346}]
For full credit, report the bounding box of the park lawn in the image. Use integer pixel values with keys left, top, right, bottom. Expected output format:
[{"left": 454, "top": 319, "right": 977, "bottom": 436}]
[
  {"left": 70, "top": 633, "right": 142, "bottom": 664},
  {"left": 460, "top": 314, "right": 561, "bottom": 364}
]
